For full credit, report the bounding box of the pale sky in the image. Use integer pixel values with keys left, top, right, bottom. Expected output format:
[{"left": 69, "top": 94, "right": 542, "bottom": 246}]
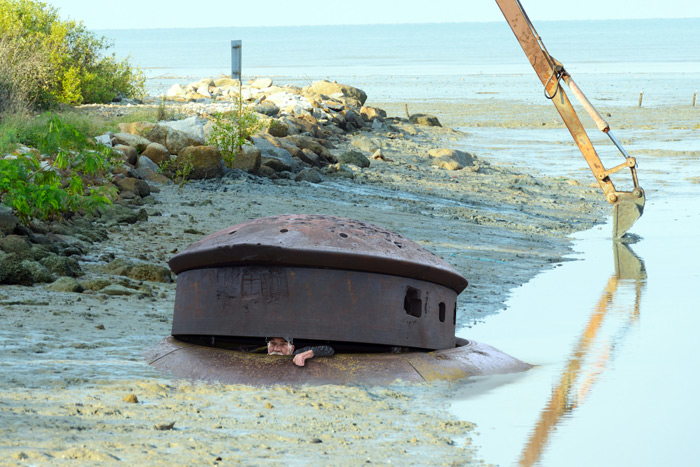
[{"left": 49, "top": 0, "right": 700, "bottom": 30}]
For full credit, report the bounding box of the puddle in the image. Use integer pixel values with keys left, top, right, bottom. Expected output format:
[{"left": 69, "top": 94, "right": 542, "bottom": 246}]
[{"left": 450, "top": 191, "right": 700, "bottom": 465}]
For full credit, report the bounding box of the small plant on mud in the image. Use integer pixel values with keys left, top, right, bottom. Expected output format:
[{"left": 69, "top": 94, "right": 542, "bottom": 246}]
[
  {"left": 158, "top": 155, "right": 194, "bottom": 188},
  {"left": 206, "top": 98, "right": 261, "bottom": 166},
  {"left": 0, "top": 113, "right": 118, "bottom": 225}
]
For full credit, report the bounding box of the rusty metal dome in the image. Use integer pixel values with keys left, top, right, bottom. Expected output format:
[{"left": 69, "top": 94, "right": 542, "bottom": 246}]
[
  {"left": 167, "top": 214, "right": 469, "bottom": 351},
  {"left": 169, "top": 214, "right": 468, "bottom": 293}
]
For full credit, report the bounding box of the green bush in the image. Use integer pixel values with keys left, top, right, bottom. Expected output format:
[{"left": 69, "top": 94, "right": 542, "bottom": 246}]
[
  {"left": 206, "top": 101, "right": 262, "bottom": 166},
  {"left": 0, "top": 113, "right": 118, "bottom": 224},
  {"left": 0, "top": 0, "right": 144, "bottom": 112}
]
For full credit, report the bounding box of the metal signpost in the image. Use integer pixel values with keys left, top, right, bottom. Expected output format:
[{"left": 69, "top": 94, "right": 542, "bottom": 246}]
[{"left": 230, "top": 40, "right": 242, "bottom": 81}]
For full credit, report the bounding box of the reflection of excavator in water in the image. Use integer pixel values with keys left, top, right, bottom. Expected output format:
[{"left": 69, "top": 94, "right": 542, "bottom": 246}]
[
  {"left": 496, "top": 0, "right": 645, "bottom": 238},
  {"left": 518, "top": 242, "right": 646, "bottom": 466}
]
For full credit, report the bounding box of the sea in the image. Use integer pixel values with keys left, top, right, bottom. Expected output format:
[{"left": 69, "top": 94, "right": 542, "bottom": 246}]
[
  {"left": 101, "top": 19, "right": 700, "bottom": 107},
  {"left": 102, "top": 19, "right": 700, "bottom": 467}
]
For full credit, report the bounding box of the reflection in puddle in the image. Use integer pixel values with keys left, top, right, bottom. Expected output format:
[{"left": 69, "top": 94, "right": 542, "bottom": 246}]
[{"left": 519, "top": 242, "right": 646, "bottom": 466}]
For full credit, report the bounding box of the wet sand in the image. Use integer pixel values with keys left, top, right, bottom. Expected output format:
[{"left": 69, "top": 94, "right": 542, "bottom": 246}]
[{"left": 2, "top": 96, "right": 695, "bottom": 465}]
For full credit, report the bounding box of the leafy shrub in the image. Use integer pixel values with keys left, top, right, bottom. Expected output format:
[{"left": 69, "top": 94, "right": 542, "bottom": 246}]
[
  {"left": 206, "top": 100, "right": 262, "bottom": 166},
  {"left": 0, "top": 0, "right": 144, "bottom": 111},
  {"left": 0, "top": 113, "right": 118, "bottom": 224}
]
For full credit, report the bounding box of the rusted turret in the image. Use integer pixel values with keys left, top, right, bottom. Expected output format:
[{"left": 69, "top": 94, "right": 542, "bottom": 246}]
[{"left": 147, "top": 214, "right": 530, "bottom": 385}]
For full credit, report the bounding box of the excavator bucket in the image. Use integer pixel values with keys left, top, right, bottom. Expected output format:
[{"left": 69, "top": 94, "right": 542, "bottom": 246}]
[{"left": 612, "top": 192, "right": 646, "bottom": 239}]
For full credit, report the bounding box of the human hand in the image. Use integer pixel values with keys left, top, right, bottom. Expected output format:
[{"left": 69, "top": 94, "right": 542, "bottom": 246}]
[{"left": 293, "top": 350, "right": 314, "bottom": 367}]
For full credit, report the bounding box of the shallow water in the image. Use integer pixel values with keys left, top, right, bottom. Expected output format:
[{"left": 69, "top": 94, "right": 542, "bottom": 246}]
[{"left": 450, "top": 123, "right": 700, "bottom": 465}]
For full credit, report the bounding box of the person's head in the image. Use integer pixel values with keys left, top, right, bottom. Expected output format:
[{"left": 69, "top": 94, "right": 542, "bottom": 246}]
[{"left": 266, "top": 337, "right": 294, "bottom": 356}]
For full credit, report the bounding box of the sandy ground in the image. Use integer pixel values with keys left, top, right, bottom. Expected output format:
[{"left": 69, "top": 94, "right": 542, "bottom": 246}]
[{"left": 3, "top": 96, "right": 693, "bottom": 465}]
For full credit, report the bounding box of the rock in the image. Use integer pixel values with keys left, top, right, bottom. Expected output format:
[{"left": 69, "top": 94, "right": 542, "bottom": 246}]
[
  {"left": 0, "top": 235, "right": 33, "bottom": 259},
  {"left": 165, "top": 127, "right": 203, "bottom": 155},
  {"left": 214, "top": 77, "right": 240, "bottom": 87},
  {"left": 311, "top": 80, "right": 367, "bottom": 105},
  {"left": 229, "top": 144, "right": 261, "bottom": 173},
  {"left": 20, "top": 260, "right": 55, "bottom": 283},
  {"left": 141, "top": 142, "right": 170, "bottom": 165},
  {"left": 124, "top": 122, "right": 168, "bottom": 146},
  {"left": 136, "top": 155, "right": 160, "bottom": 173},
  {"left": 177, "top": 146, "right": 224, "bottom": 179},
  {"left": 252, "top": 137, "right": 298, "bottom": 173},
  {"left": 0, "top": 253, "right": 33, "bottom": 285},
  {"left": 195, "top": 86, "right": 211, "bottom": 98},
  {"left": 101, "top": 284, "right": 136, "bottom": 296},
  {"left": 80, "top": 278, "right": 112, "bottom": 291},
  {"left": 112, "top": 133, "right": 151, "bottom": 153},
  {"left": 351, "top": 135, "right": 382, "bottom": 153},
  {"left": 297, "top": 148, "right": 322, "bottom": 166},
  {"left": 47, "top": 276, "right": 84, "bottom": 293},
  {"left": 266, "top": 119, "right": 288, "bottom": 137},
  {"left": 250, "top": 77, "right": 273, "bottom": 89},
  {"left": 409, "top": 114, "right": 442, "bottom": 127},
  {"left": 337, "top": 150, "right": 370, "bottom": 168},
  {"left": 0, "top": 205, "right": 19, "bottom": 235},
  {"left": 166, "top": 84, "right": 186, "bottom": 97},
  {"left": 114, "top": 144, "right": 138, "bottom": 165},
  {"left": 284, "top": 135, "right": 332, "bottom": 161},
  {"left": 103, "top": 258, "right": 173, "bottom": 283},
  {"left": 99, "top": 204, "right": 148, "bottom": 226},
  {"left": 255, "top": 101, "right": 280, "bottom": 117},
  {"left": 428, "top": 148, "right": 476, "bottom": 170},
  {"left": 114, "top": 177, "right": 151, "bottom": 198},
  {"left": 40, "top": 255, "right": 83, "bottom": 277},
  {"left": 123, "top": 394, "right": 139, "bottom": 404},
  {"left": 371, "top": 149, "right": 389, "bottom": 161},
  {"left": 161, "top": 117, "right": 206, "bottom": 144},
  {"left": 94, "top": 134, "right": 112, "bottom": 147},
  {"left": 323, "top": 163, "right": 355, "bottom": 179},
  {"left": 294, "top": 168, "right": 323, "bottom": 183},
  {"left": 360, "top": 106, "right": 386, "bottom": 121},
  {"left": 265, "top": 91, "right": 313, "bottom": 113}
]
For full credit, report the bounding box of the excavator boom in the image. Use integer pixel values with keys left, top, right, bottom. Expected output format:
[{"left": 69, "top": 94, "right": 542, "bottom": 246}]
[{"left": 495, "top": 0, "right": 645, "bottom": 238}]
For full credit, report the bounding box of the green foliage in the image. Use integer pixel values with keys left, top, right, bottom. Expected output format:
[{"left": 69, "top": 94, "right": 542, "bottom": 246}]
[
  {"left": 158, "top": 155, "right": 194, "bottom": 188},
  {"left": 0, "top": 0, "right": 145, "bottom": 112},
  {"left": 0, "top": 112, "right": 118, "bottom": 224},
  {"left": 206, "top": 101, "right": 262, "bottom": 165}
]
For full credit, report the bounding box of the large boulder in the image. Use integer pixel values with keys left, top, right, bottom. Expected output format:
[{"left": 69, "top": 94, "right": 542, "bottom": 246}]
[
  {"left": 409, "top": 114, "right": 442, "bottom": 127},
  {"left": 112, "top": 133, "right": 151, "bottom": 153},
  {"left": 165, "top": 127, "right": 203, "bottom": 155},
  {"left": 141, "top": 142, "right": 170, "bottom": 165},
  {"left": 177, "top": 145, "right": 224, "bottom": 179},
  {"left": 0, "top": 205, "right": 19, "bottom": 235},
  {"left": 114, "top": 177, "right": 151, "bottom": 198},
  {"left": 114, "top": 144, "right": 138, "bottom": 165},
  {"left": 161, "top": 117, "right": 206, "bottom": 144},
  {"left": 118, "top": 122, "right": 168, "bottom": 146},
  {"left": 311, "top": 80, "right": 367, "bottom": 105},
  {"left": 229, "top": 144, "right": 261, "bottom": 173},
  {"left": 250, "top": 77, "right": 273, "bottom": 89},
  {"left": 428, "top": 148, "right": 477, "bottom": 171},
  {"left": 103, "top": 258, "right": 172, "bottom": 283},
  {"left": 214, "top": 77, "right": 240, "bottom": 87},
  {"left": 40, "top": 255, "right": 83, "bottom": 277},
  {"left": 252, "top": 137, "right": 298, "bottom": 173},
  {"left": 337, "top": 150, "right": 370, "bottom": 169}
]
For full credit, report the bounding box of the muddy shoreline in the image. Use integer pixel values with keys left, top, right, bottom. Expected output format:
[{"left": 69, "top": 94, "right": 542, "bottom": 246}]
[{"left": 4, "top": 92, "right": 672, "bottom": 464}]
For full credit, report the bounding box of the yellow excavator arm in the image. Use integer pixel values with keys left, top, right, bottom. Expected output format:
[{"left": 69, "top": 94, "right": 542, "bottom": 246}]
[{"left": 495, "top": 0, "right": 645, "bottom": 238}]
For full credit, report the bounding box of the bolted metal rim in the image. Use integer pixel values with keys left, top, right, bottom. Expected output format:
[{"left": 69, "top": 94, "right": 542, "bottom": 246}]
[{"left": 168, "top": 214, "right": 468, "bottom": 293}]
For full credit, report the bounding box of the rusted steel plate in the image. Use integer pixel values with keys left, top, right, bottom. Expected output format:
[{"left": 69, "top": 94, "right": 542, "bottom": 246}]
[
  {"left": 168, "top": 214, "right": 468, "bottom": 293},
  {"left": 146, "top": 337, "right": 532, "bottom": 386},
  {"left": 172, "top": 266, "right": 458, "bottom": 350}
]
